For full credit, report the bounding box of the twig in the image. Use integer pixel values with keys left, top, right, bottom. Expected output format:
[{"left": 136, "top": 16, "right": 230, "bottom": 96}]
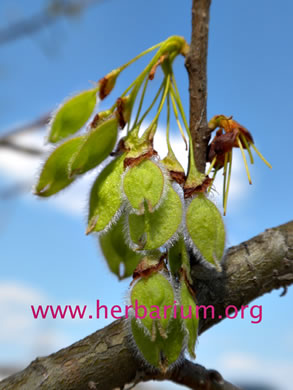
[
  {"left": 0, "top": 0, "right": 103, "bottom": 47},
  {"left": 185, "top": 0, "right": 212, "bottom": 173}
]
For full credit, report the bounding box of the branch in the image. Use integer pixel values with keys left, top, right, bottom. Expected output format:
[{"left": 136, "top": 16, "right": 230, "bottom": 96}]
[
  {"left": 0, "top": 0, "right": 103, "bottom": 47},
  {"left": 0, "top": 114, "right": 49, "bottom": 156},
  {"left": 1, "top": 220, "right": 292, "bottom": 390},
  {"left": 185, "top": 0, "right": 212, "bottom": 173}
]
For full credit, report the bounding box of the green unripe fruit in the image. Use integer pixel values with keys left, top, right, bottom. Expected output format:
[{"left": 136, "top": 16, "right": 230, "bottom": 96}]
[
  {"left": 123, "top": 159, "right": 165, "bottom": 214},
  {"left": 130, "top": 271, "right": 185, "bottom": 371},
  {"left": 131, "top": 315, "right": 184, "bottom": 372},
  {"left": 168, "top": 236, "right": 192, "bottom": 283},
  {"left": 87, "top": 155, "right": 124, "bottom": 233},
  {"left": 69, "top": 117, "right": 118, "bottom": 177},
  {"left": 48, "top": 88, "right": 98, "bottom": 143},
  {"left": 130, "top": 272, "right": 174, "bottom": 335},
  {"left": 99, "top": 216, "right": 142, "bottom": 279},
  {"left": 186, "top": 194, "right": 225, "bottom": 270},
  {"left": 180, "top": 282, "right": 198, "bottom": 359},
  {"left": 128, "top": 185, "right": 183, "bottom": 250},
  {"left": 35, "top": 136, "right": 84, "bottom": 197}
]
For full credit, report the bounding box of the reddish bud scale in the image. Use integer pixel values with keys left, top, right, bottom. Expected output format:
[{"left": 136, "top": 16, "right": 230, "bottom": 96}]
[
  {"left": 132, "top": 255, "right": 167, "bottom": 282},
  {"left": 183, "top": 177, "right": 213, "bottom": 198},
  {"left": 123, "top": 149, "right": 158, "bottom": 169}
]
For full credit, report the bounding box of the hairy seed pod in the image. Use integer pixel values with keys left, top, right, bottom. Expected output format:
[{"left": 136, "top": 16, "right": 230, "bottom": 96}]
[
  {"left": 180, "top": 281, "right": 198, "bottom": 359},
  {"left": 127, "top": 185, "right": 183, "bottom": 250},
  {"left": 99, "top": 215, "right": 142, "bottom": 279},
  {"left": 123, "top": 159, "right": 165, "bottom": 214},
  {"left": 35, "top": 136, "right": 84, "bottom": 197},
  {"left": 130, "top": 315, "right": 184, "bottom": 372},
  {"left": 87, "top": 155, "right": 124, "bottom": 233},
  {"left": 168, "top": 236, "right": 192, "bottom": 284},
  {"left": 69, "top": 117, "right": 118, "bottom": 177},
  {"left": 185, "top": 194, "right": 225, "bottom": 270},
  {"left": 48, "top": 88, "right": 98, "bottom": 143},
  {"left": 131, "top": 271, "right": 174, "bottom": 334},
  {"left": 130, "top": 271, "right": 185, "bottom": 371}
]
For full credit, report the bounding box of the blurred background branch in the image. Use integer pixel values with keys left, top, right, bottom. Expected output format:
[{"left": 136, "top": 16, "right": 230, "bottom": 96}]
[{"left": 0, "top": 0, "right": 104, "bottom": 47}]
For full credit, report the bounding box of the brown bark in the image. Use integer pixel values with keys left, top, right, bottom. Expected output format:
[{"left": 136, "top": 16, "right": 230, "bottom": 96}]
[
  {"left": 185, "top": 0, "right": 212, "bottom": 173},
  {"left": 1, "top": 220, "right": 292, "bottom": 390}
]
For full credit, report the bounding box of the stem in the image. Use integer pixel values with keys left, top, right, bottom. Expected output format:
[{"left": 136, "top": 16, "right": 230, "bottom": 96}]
[
  {"left": 185, "top": 0, "right": 212, "bottom": 173},
  {"left": 166, "top": 92, "right": 171, "bottom": 149},
  {"left": 169, "top": 79, "right": 200, "bottom": 177},
  {"left": 171, "top": 76, "right": 189, "bottom": 132},
  {"left": 170, "top": 90, "right": 188, "bottom": 149},
  {"left": 137, "top": 80, "right": 165, "bottom": 126},
  {"left": 133, "top": 76, "right": 149, "bottom": 127},
  {"left": 150, "top": 75, "right": 170, "bottom": 126},
  {"left": 119, "top": 41, "right": 163, "bottom": 72}
]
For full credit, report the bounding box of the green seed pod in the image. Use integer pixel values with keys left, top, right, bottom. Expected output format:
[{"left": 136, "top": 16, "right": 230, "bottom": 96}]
[
  {"left": 130, "top": 317, "right": 161, "bottom": 368},
  {"left": 69, "top": 117, "right": 118, "bottom": 177},
  {"left": 180, "top": 282, "right": 198, "bottom": 359},
  {"left": 35, "top": 136, "right": 84, "bottom": 197},
  {"left": 99, "top": 215, "right": 142, "bottom": 279},
  {"left": 87, "top": 154, "right": 124, "bottom": 233},
  {"left": 123, "top": 159, "right": 165, "bottom": 214},
  {"left": 127, "top": 185, "right": 183, "bottom": 250},
  {"left": 129, "top": 270, "right": 185, "bottom": 371},
  {"left": 185, "top": 194, "right": 225, "bottom": 270},
  {"left": 130, "top": 272, "right": 174, "bottom": 335},
  {"left": 168, "top": 236, "right": 192, "bottom": 284},
  {"left": 130, "top": 315, "right": 184, "bottom": 372},
  {"left": 48, "top": 88, "right": 98, "bottom": 143}
]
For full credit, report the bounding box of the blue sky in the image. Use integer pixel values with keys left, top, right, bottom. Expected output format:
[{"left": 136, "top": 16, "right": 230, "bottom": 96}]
[{"left": 0, "top": 0, "right": 292, "bottom": 388}]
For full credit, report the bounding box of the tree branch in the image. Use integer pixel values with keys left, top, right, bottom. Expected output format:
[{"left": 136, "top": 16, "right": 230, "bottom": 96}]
[
  {"left": 0, "top": 0, "right": 103, "bottom": 47},
  {"left": 1, "top": 220, "right": 292, "bottom": 390},
  {"left": 0, "top": 114, "right": 49, "bottom": 156},
  {"left": 185, "top": 0, "right": 212, "bottom": 173}
]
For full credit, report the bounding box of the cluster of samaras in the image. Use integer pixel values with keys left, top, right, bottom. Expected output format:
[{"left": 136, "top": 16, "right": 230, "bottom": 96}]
[{"left": 35, "top": 36, "right": 271, "bottom": 371}]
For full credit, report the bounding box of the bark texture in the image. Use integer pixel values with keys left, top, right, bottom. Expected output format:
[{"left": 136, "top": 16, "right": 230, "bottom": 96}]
[
  {"left": 185, "top": 0, "right": 212, "bottom": 173},
  {"left": 1, "top": 220, "right": 292, "bottom": 390}
]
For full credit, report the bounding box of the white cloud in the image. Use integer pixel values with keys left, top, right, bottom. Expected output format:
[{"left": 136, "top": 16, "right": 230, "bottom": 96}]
[
  {"left": 218, "top": 351, "right": 292, "bottom": 390},
  {"left": 0, "top": 282, "right": 69, "bottom": 365},
  {"left": 0, "top": 282, "right": 45, "bottom": 305}
]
